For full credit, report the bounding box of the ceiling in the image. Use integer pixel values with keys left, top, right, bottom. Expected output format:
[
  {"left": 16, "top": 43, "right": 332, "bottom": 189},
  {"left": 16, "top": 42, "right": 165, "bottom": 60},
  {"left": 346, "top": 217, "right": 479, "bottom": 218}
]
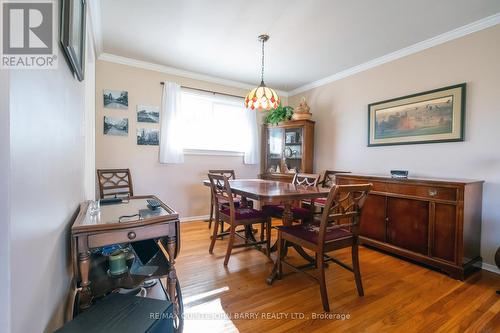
[{"left": 98, "top": 0, "right": 500, "bottom": 92}]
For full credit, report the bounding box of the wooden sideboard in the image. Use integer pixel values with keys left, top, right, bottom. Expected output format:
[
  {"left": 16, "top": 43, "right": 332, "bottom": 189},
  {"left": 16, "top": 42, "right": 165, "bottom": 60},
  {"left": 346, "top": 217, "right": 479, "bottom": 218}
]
[{"left": 336, "top": 174, "right": 483, "bottom": 280}]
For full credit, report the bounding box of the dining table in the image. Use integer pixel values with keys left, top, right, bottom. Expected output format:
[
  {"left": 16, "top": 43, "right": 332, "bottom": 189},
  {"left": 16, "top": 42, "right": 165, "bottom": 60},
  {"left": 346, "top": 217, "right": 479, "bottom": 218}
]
[{"left": 203, "top": 178, "right": 330, "bottom": 284}]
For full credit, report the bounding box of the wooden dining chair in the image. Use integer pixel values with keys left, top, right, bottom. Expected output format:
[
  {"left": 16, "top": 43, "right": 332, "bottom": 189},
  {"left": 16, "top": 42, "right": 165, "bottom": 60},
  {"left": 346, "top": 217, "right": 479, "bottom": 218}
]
[
  {"left": 311, "top": 170, "right": 351, "bottom": 211},
  {"left": 208, "top": 174, "right": 272, "bottom": 266},
  {"left": 207, "top": 169, "right": 236, "bottom": 229},
  {"left": 276, "top": 183, "right": 372, "bottom": 312},
  {"left": 97, "top": 168, "right": 134, "bottom": 199},
  {"left": 263, "top": 173, "right": 320, "bottom": 224}
]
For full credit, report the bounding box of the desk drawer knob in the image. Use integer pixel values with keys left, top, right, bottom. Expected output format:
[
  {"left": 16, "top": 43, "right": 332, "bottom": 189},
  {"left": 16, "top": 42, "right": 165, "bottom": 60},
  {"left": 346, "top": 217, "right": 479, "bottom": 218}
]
[
  {"left": 428, "top": 189, "right": 438, "bottom": 197},
  {"left": 128, "top": 231, "right": 136, "bottom": 240}
]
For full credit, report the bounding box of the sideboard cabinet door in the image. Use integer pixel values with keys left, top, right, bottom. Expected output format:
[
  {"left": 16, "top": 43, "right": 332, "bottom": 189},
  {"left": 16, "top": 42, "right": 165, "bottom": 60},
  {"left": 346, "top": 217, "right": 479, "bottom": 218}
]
[
  {"left": 387, "top": 197, "right": 429, "bottom": 255},
  {"left": 360, "top": 195, "right": 387, "bottom": 242},
  {"left": 432, "top": 203, "right": 457, "bottom": 262}
]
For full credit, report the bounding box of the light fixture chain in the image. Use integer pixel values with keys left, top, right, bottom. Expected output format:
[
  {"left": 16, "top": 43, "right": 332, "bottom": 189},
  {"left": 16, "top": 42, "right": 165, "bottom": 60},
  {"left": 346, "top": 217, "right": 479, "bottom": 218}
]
[{"left": 261, "top": 38, "right": 265, "bottom": 85}]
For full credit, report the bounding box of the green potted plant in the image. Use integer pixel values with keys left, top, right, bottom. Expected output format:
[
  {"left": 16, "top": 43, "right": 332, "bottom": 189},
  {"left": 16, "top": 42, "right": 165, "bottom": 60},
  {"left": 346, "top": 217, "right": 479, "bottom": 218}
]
[{"left": 264, "top": 103, "right": 294, "bottom": 125}]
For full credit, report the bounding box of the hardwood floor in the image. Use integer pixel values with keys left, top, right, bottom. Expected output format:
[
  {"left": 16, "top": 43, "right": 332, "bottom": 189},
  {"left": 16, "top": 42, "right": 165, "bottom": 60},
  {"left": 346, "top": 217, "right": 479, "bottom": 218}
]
[{"left": 173, "top": 220, "right": 499, "bottom": 333}]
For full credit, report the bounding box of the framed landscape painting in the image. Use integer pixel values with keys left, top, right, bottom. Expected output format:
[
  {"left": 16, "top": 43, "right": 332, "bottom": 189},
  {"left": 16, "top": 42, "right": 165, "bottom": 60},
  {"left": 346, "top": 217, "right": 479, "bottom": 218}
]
[
  {"left": 103, "top": 116, "right": 128, "bottom": 136},
  {"left": 137, "top": 128, "right": 159, "bottom": 146},
  {"left": 137, "top": 105, "right": 160, "bottom": 123},
  {"left": 368, "top": 83, "right": 466, "bottom": 147},
  {"left": 103, "top": 89, "right": 128, "bottom": 109}
]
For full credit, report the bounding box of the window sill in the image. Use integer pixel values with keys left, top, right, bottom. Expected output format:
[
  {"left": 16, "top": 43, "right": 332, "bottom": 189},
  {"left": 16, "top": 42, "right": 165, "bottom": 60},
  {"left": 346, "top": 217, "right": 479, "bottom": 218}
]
[{"left": 183, "top": 149, "right": 244, "bottom": 157}]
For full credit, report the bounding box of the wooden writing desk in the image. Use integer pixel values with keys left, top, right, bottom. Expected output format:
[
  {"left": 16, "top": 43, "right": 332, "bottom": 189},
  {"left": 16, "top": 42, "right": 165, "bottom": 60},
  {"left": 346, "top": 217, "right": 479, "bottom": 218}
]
[{"left": 69, "top": 195, "right": 182, "bottom": 330}]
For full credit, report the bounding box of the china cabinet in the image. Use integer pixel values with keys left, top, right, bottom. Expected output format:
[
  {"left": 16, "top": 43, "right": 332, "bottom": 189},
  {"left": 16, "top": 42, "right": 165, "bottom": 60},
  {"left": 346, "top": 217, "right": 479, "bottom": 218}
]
[{"left": 261, "top": 120, "right": 315, "bottom": 182}]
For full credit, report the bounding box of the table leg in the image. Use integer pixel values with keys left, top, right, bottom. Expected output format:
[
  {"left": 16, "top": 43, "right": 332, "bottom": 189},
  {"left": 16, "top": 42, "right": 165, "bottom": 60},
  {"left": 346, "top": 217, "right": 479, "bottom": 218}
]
[
  {"left": 281, "top": 201, "right": 293, "bottom": 226},
  {"left": 78, "top": 251, "right": 92, "bottom": 310},
  {"left": 166, "top": 237, "right": 178, "bottom": 311},
  {"left": 158, "top": 237, "right": 182, "bottom": 330}
]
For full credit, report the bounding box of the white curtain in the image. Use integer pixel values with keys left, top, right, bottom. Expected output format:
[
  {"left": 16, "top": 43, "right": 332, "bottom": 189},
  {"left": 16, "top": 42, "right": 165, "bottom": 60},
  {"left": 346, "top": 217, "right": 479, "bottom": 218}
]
[
  {"left": 244, "top": 107, "right": 260, "bottom": 165},
  {"left": 159, "top": 82, "right": 184, "bottom": 164}
]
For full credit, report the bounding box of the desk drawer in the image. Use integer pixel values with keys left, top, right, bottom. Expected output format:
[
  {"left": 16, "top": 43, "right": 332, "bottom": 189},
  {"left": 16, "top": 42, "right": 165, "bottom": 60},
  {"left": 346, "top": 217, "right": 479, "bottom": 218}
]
[{"left": 88, "top": 223, "right": 173, "bottom": 248}]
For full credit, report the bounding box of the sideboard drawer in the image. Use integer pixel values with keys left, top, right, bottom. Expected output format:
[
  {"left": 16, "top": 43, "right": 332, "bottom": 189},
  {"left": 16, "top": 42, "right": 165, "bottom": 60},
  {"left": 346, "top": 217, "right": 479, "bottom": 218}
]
[
  {"left": 385, "top": 183, "right": 457, "bottom": 201},
  {"left": 338, "top": 178, "right": 456, "bottom": 201},
  {"left": 88, "top": 223, "right": 173, "bottom": 248}
]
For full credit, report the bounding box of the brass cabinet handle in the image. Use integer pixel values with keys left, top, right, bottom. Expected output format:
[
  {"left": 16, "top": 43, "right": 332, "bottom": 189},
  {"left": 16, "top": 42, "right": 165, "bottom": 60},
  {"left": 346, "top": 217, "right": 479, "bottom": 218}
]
[
  {"left": 428, "top": 189, "right": 438, "bottom": 197},
  {"left": 128, "top": 231, "right": 136, "bottom": 240}
]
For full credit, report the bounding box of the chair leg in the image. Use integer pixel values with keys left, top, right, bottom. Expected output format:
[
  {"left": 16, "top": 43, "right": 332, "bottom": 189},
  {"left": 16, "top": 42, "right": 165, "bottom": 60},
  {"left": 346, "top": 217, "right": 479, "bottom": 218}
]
[
  {"left": 208, "top": 194, "right": 214, "bottom": 229},
  {"left": 219, "top": 217, "right": 225, "bottom": 236},
  {"left": 260, "top": 222, "right": 265, "bottom": 241},
  {"left": 224, "top": 224, "right": 236, "bottom": 266},
  {"left": 352, "top": 237, "right": 364, "bottom": 297},
  {"left": 209, "top": 212, "right": 219, "bottom": 254},
  {"left": 317, "top": 252, "right": 330, "bottom": 312},
  {"left": 265, "top": 218, "right": 271, "bottom": 258},
  {"left": 277, "top": 232, "right": 283, "bottom": 279}
]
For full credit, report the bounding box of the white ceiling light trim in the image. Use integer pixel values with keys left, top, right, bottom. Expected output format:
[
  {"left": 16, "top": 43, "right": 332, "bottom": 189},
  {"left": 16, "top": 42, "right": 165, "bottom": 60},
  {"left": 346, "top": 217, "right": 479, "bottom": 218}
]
[
  {"left": 288, "top": 12, "right": 500, "bottom": 96},
  {"left": 98, "top": 53, "right": 289, "bottom": 97}
]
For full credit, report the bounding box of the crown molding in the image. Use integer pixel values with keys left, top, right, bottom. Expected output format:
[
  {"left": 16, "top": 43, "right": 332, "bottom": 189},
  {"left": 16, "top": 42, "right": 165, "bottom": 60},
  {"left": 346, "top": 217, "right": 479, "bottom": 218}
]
[
  {"left": 98, "top": 53, "right": 289, "bottom": 97},
  {"left": 288, "top": 13, "right": 500, "bottom": 96},
  {"left": 92, "top": 11, "right": 498, "bottom": 98},
  {"left": 87, "top": 0, "right": 103, "bottom": 57}
]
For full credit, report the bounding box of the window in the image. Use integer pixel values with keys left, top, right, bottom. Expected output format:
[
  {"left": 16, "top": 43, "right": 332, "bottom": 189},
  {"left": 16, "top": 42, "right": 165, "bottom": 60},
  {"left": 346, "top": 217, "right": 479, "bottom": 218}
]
[{"left": 180, "top": 89, "right": 253, "bottom": 153}]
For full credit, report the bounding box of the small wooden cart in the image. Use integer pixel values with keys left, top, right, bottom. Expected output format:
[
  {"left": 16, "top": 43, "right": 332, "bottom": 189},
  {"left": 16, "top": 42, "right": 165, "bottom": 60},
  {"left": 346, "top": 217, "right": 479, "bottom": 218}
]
[{"left": 68, "top": 195, "right": 183, "bottom": 331}]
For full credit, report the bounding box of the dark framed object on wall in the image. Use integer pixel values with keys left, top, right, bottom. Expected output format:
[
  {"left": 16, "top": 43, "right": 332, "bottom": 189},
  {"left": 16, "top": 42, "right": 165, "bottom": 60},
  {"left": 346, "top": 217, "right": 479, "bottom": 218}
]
[
  {"left": 368, "top": 83, "right": 466, "bottom": 147},
  {"left": 60, "top": 0, "right": 86, "bottom": 81}
]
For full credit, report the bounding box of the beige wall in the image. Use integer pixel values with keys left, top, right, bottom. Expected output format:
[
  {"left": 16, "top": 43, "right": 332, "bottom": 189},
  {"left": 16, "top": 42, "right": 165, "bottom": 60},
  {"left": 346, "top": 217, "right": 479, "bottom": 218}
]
[
  {"left": 95, "top": 61, "right": 279, "bottom": 218},
  {"left": 289, "top": 25, "right": 500, "bottom": 268}
]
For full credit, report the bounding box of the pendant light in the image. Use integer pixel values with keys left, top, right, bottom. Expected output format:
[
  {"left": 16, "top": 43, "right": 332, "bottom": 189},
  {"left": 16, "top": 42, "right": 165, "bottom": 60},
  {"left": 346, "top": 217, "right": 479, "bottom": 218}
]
[{"left": 245, "top": 34, "right": 280, "bottom": 110}]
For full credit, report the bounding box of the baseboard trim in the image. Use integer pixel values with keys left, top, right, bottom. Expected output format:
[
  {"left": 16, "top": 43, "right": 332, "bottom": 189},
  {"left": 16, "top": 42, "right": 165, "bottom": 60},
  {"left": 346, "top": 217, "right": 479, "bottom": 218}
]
[
  {"left": 180, "top": 215, "right": 209, "bottom": 222},
  {"left": 482, "top": 262, "right": 500, "bottom": 274}
]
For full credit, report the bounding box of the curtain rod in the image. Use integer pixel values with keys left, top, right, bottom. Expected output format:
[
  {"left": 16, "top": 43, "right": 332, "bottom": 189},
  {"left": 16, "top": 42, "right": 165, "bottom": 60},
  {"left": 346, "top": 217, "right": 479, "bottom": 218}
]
[{"left": 160, "top": 82, "right": 244, "bottom": 99}]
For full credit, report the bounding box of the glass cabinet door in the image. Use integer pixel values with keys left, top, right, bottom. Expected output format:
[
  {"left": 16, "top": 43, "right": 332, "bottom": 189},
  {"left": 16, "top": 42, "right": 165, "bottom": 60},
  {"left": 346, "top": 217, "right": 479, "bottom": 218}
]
[
  {"left": 283, "top": 127, "right": 303, "bottom": 173},
  {"left": 266, "top": 127, "right": 283, "bottom": 173}
]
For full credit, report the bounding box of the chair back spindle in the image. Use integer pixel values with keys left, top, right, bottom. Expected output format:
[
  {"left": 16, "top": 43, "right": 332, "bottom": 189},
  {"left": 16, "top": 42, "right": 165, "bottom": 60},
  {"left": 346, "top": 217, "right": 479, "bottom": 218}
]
[
  {"left": 317, "top": 184, "right": 372, "bottom": 245},
  {"left": 207, "top": 174, "right": 236, "bottom": 218},
  {"left": 292, "top": 173, "right": 320, "bottom": 187},
  {"left": 319, "top": 170, "right": 350, "bottom": 188},
  {"left": 97, "top": 168, "right": 134, "bottom": 199},
  {"left": 208, "top": 169, "right": 236, "bottom": 180}
]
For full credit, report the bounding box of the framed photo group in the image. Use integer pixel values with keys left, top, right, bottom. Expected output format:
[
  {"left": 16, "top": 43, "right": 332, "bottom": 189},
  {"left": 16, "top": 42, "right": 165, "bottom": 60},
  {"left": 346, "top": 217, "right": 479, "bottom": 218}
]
[{"left": 102, "top": 89, "right": 160, "bottom": 146}]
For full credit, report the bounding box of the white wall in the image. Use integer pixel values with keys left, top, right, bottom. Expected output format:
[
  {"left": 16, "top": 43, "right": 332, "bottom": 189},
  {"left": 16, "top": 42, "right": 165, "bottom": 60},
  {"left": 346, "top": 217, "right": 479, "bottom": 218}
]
[
  {"left": 9, "top": 67, "right": 85, "bottom": 332},
  {"left": 289, "top": 25, "right": 500, "bottom": 268},
  {"left": 6, "top": 1, "right": 91, "bottom": 331},
  {"left": 84, "top": 25, "right": 97, "bottom": 200},
  {"left": 0, "top": 69, "right": 11, "bottom": 333}
]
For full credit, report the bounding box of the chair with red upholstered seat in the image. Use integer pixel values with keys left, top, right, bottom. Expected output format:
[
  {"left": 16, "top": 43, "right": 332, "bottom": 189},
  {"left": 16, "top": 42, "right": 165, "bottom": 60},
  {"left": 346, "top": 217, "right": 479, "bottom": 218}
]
[
  {"left": 310, "top": 170, "right": 350, "bottom": 212},
  {"left": 207, "top": 169, "right": 237, "bottom": 229},
  {"left": 276, "top": 183, "right": 372, "bottom": 312},
  {"left": 208, "top": 174, "right": 272, "bottom": 266},
  {"left": 263, "top": 173, "right": 320, "bottom": 223}
]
